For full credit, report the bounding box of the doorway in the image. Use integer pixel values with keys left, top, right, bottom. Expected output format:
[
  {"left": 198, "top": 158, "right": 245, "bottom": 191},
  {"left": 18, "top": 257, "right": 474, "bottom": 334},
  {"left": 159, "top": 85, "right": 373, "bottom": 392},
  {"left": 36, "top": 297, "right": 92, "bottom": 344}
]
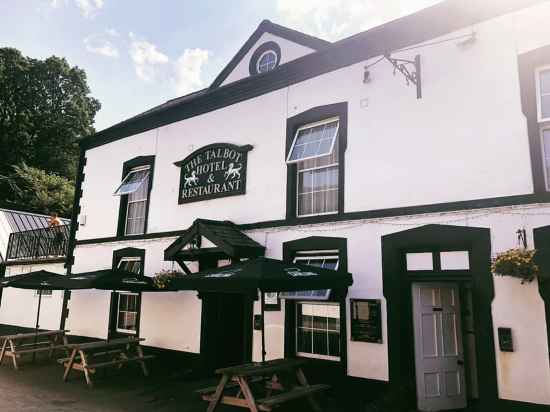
[
  {"left": 412, "top": 282, "right": 467, "bottom": 411},
  {"left": 200, "top": 292, "right": 252, "bottom": 372}
]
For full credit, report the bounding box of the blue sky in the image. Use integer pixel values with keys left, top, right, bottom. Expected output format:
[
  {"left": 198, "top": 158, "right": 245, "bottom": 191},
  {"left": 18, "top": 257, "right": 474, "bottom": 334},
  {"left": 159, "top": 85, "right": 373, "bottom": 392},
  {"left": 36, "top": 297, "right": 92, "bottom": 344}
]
[{"left": 0, "top": 0, "right": 440, "bottom": 131}]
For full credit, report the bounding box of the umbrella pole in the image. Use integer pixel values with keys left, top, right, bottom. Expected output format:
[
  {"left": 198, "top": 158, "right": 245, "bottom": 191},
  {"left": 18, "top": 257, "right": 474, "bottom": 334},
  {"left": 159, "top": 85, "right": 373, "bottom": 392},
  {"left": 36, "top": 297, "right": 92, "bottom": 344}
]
[
  {"left": 33, "top": 289, "right": 42, "bottom": 363},
  {"left": 261, "top": 291, "right": 266, "bottom": 364}
]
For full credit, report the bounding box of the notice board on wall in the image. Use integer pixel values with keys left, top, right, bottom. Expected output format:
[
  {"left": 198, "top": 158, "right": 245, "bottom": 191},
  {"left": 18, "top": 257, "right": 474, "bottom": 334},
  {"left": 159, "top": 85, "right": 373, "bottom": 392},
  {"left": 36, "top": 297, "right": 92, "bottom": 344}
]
[{"left": 350, "top": 299, "right": 382, "bottom": 343}]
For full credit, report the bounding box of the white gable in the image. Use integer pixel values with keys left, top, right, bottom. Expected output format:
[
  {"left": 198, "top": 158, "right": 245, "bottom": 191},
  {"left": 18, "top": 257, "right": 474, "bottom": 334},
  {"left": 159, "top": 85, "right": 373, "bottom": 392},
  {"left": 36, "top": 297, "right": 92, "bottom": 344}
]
[{"left": 220, "top": 32, "right": 316, "bottom": 87}]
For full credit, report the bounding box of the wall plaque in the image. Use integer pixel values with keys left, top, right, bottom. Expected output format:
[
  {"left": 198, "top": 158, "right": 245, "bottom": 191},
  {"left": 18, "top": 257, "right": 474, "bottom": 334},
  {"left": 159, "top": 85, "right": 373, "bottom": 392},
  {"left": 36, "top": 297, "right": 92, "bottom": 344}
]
[
  {"left": 350, "top": 299, "right": 383, "bottom": 343},
  {"left": 174, "top": 143, "right": 253, "bottom": 204}
]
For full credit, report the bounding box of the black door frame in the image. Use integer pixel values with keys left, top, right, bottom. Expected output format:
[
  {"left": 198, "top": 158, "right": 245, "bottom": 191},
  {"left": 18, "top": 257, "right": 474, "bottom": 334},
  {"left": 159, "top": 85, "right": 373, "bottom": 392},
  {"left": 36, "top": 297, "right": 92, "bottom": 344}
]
[
  {"left": 382, "top": 224, "right": 498, "bottom": 410},
  {"left": 531, "top": 226, "right": 550, "bottom": 361}
]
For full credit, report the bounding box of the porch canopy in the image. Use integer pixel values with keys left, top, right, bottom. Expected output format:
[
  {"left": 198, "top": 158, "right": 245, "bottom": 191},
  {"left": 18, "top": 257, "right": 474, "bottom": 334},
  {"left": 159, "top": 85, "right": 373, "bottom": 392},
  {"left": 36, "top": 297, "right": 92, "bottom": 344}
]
[{"left": 168, "top": 256, "right": 353, "bottom": 292}]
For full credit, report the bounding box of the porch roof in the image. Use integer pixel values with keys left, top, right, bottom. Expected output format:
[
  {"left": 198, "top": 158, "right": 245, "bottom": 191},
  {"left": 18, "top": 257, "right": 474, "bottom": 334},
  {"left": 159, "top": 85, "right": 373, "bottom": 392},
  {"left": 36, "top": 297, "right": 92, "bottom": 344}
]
[{"left": 164, "top": 219, "right": 265, "bottom": 261}]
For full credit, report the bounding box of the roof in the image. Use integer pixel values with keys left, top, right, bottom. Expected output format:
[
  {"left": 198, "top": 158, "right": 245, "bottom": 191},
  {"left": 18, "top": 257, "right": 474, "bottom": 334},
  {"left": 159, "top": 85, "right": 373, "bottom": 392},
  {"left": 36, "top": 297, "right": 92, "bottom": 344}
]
[
  {"left": 164, "top": 219, "right": 265, "bottom": 260},
  {"left": 0, "top": 209, "right": 70, "bottom": 233},
  {"left": 82, "top": 0, "right": 545, "bottom": 150},
  {"left": 210, "top": 19, "right": 331, "bottom": 88}
]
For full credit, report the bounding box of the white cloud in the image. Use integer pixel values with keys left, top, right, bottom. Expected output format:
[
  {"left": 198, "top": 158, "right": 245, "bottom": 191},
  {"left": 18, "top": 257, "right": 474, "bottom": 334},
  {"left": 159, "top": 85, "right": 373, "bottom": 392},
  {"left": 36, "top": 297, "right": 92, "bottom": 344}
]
[
  {"left": 174, "top": 48, "right": 209, "bottom": 95},
  {"left": 47, "top": 0, "right": 104, "bottom": 18},
  {"left": 276, "top": 0, "right": 442, "bottom": 41},
  {"left": 129, "top": 33, "right": 170, "bottom": 82},
  {"left": 74, "top": 0, "right": 104, "bottom": 18},
  {"left": 128, "top": 33, "right": 210, "bottom": 95},
  {"left": 84, "top": 32, "right": 119, "bottom": 58}
]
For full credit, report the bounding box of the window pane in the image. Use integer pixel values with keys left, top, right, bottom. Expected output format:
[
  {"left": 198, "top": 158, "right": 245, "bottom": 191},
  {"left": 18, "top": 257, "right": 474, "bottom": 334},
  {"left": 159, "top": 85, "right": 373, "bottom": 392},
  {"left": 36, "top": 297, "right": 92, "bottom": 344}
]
[
  {"left": 298, "top": 193, "right": 313, "bottom": 216},
  {"left": 312, "top": 331, "right": 328, "bottom": 355},
  {"left": 297, "top": 329, "right": 312, "bottom": 353},
  {"left": 288, "top": 120, "right": 339, "bottom": 162},
  {"left": 328, "top": 332, "right": 340, "bottom": 357},
  {"left": 114, "top": 169, "right": 149, "bottom": 196},
  {"left": 540, "top": 69, "right": 550, "bottom": 95},
  {"left": 541, "top": 95, "right": 550, "bottom": 119}
]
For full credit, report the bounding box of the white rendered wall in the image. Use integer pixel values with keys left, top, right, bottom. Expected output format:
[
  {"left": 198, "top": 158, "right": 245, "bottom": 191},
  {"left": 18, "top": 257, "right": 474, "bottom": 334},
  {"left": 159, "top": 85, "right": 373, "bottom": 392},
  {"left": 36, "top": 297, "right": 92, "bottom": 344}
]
[
  {"left": 220, "top": 32, "right": 316, "bottom": 87},
  {"left": 0, "top": 211, "right": 13, "bottom": 260},
  {"left": 67, "top": 238, "right": 202, "bottom": 353},
  {"left": 76, "top": 5, "right": 550, "bottom": 243},
  {"left": 0, "top": 262, "right": 66, "bottom": 331}
]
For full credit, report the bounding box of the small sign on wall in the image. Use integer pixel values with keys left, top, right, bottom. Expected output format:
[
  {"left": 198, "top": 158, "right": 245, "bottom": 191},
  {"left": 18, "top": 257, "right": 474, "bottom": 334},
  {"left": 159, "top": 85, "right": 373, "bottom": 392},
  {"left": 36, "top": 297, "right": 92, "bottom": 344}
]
[
  {"left": 174, "top": 143, "right": 253, "bottom": 204},
  {"left": 350, "top": 299, "right": 383, "bottom": 343}
]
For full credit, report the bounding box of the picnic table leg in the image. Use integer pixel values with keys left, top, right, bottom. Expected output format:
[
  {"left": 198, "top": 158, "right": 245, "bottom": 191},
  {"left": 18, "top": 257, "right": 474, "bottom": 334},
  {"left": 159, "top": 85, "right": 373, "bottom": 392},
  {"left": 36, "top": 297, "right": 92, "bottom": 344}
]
[
  {"left": 63, "top": 348, "right": 77, "bottom": 382},
  {"left": 207, "top": 373, "right": 229, "bottom": 412},
  {"left": 9, "top": 340, "right": 18, "bottom": 370},
  {"left": 237, "top": 376, "right": 260, "bottom": 412},
  {"left": 296, "top": 367, "right": 322, "bottom": 412},
  {"left": 80, "top": 350, "right": 94, "bottom": 388},
  {"left": 0, "top": 339, "right": 8, "bottom": 365},
  {"left": 135, "top": 345, "right": 149, "bottom": 377}
]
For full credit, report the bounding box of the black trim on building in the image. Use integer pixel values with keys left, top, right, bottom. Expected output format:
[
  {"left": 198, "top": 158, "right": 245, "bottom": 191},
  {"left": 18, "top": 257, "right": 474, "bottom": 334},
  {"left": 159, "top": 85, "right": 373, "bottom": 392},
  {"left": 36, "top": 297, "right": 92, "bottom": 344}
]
[
  {"left": 74, "top": 192, "right": 550, "bottom": 247},
  {"left": 108, "top": 247, "right": 145, "bottom": 339},
  {"left": 381, "top": 224, "right": 498, "bottom": 410},
  {"left": 285, "top": 102, "right": 348, "bottom": 220},
  {"left": 249, "top": 41, "right": 282, "bottom": 76},
  {"left": 61, "top": 148, "right": 87, "bottom": 330},
  {"left": 211, "top": 19, "right": 330, "bottom": 89},
  {"left": 80, "top": 1, "right": 543, "bottom": 151},
  {"left": 116, "top": 156, "right": 155, "bottom": 237},
  {"left": 532, "top": 225, "right": 550, "bottom": 363},
  {"left": 518, "top": 44, "right": 550, "bottom": 194},
  {"left": 282, "top": 236, "right": 348, "bottom": 380}
]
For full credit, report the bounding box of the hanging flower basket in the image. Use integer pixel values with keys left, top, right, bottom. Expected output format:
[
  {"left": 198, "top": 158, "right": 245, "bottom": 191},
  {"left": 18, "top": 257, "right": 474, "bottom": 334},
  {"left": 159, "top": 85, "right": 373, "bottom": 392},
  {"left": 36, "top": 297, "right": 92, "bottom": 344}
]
[
  {"left": 153, "top": 269, "right": 182, "bottom": 289},
  {"left": 492, "top": 248, "right": 540, "bottom": 284}
]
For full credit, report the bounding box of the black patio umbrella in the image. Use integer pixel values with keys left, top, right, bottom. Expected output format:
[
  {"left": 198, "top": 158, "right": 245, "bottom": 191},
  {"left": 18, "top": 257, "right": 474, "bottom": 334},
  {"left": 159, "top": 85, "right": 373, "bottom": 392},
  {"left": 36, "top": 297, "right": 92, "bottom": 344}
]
[
  {"left": 0, "top": 270, "right": 69, "bottom": 361},
  {"left": 169, "top": 257, "right": 353, "bottom": 362},
  {"left": 48, "top": 268, "right": 162, "bottom": 292}
]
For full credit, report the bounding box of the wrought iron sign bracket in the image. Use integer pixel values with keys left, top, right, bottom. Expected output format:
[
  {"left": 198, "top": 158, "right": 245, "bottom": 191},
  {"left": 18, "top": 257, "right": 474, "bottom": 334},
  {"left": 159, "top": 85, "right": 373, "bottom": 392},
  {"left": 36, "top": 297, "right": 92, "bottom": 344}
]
[{"left": 384, "top": 54, "right": 422, "bottom": 99}]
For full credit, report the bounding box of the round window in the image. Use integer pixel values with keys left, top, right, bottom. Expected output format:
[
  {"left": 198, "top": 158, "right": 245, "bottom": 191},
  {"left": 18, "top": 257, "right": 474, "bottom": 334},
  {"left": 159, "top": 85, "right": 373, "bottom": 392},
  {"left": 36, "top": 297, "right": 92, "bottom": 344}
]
[{"left": 256, "top": 50, "right": 278, "bottom": 73}]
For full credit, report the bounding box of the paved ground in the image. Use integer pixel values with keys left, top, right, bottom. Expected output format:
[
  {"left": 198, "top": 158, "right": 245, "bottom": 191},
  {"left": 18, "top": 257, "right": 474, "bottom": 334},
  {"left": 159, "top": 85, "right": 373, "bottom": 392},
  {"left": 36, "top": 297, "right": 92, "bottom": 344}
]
[{"left": 0, "top": 353, "right": 344, "bottom": 412}]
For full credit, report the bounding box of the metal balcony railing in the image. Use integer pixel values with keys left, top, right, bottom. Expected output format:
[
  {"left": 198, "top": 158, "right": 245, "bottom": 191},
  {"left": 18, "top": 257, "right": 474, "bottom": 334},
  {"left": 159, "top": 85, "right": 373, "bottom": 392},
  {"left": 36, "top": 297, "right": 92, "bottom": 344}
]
[{"left": 6, "top": 225, "right": 69, "bottom": 261}]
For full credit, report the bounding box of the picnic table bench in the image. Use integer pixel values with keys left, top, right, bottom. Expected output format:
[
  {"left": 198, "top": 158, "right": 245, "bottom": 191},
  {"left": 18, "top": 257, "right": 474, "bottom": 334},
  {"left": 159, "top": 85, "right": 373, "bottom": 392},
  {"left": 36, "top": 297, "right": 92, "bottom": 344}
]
[
  {"left": 0, "top": 330, "right": 69, "bottom": 370},
  {"left": 199, "top": 358, "right": 330, "bottom": 412},
  {"left": 59, "top": 336, "right": 154, "bottom": 387}
]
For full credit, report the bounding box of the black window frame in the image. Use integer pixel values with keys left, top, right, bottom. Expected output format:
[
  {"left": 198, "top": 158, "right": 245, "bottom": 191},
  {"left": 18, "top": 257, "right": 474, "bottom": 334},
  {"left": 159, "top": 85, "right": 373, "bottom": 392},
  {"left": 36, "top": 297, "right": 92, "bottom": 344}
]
[
  {"left": 108, "top": 247, "right": 145, "bottom": 338},
  {"left": 285, "top": 103, "right": 348, "bottom": 222},
  {"left": 116, "top": 156, "right": 155, "bottom": 237},
  {"left": 282, "top": 236, "right": 348, "bottom": 373}
]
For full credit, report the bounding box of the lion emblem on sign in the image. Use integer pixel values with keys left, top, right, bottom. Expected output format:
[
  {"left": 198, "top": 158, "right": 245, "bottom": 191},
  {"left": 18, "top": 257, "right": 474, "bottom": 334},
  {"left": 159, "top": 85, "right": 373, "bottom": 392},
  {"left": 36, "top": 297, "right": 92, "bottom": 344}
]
[{"left": 224, "top": 162, "right": 242, "bottom": 180}]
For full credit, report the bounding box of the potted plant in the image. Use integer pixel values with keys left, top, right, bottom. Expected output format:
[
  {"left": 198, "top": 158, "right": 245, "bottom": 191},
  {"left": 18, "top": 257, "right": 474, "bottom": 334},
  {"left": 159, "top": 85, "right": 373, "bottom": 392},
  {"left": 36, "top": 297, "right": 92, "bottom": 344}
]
[
  {"left": 492, "top": 248, "right": 540, "bottom": 284},
  {"left": 153, "top": 269, "right": 182, "bottom": 289}
]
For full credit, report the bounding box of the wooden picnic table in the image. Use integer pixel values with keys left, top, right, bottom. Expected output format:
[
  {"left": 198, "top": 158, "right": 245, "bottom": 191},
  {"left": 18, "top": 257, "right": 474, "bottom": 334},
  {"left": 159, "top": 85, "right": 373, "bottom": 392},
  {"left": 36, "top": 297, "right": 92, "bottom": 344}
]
[
  {"left": 199, "top": 358, "right": 330, "bottom": 412},
  {"left": 59, "top": 336, "right": 154, "bottom": 387},
  {"left": 0, "top": 329, "right": 69, "bottom": 370}
]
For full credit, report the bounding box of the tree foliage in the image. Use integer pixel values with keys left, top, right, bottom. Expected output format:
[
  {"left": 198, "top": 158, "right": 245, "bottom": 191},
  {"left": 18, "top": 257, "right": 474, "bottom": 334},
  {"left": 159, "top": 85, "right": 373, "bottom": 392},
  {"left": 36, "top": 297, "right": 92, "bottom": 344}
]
[
  {"left": 0, "top": 47, "right": 100, "bottom": 215},
  {"left": 11, "top": 163, "right": 74, "bottom": 217}
]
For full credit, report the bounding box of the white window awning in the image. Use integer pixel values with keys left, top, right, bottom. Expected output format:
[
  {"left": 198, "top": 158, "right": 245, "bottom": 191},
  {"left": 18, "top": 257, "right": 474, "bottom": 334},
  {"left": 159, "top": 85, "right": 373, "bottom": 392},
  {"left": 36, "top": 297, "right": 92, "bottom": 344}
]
[
  {"left": 286, "top": 117, "right": 339, "bottom": 164},
  {"left": 113, "top": 166, "right": 150, "bottom": 196}
]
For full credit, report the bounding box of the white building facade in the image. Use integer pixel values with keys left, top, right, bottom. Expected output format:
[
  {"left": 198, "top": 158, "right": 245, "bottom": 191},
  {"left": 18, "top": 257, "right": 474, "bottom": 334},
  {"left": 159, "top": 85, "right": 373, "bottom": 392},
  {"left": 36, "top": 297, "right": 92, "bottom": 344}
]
[{"left": 64, "top": 1, "right": 550, "bottom": 410}]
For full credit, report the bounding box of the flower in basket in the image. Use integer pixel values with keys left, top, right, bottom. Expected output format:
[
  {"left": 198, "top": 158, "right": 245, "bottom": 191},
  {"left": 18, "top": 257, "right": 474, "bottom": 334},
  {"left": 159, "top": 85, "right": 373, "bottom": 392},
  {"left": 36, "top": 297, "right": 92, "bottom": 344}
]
[
  {"left": 153, "top": 269, "right": 182, "bottom": 289},
  {"left": 491, "top": 248, "right": 540, "bottom": 284}
]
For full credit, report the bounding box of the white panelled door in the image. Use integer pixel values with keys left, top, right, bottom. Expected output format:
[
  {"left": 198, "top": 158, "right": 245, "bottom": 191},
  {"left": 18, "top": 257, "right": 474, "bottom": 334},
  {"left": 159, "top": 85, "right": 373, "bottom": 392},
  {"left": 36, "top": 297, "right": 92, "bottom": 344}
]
[{"left": 412, "top": 283, "right": 467, "bottom": 411}]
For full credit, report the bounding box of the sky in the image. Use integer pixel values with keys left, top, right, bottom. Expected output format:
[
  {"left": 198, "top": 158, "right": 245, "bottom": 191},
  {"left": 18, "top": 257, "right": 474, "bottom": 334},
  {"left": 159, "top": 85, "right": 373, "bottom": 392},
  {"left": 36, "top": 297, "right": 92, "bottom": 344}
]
[{"left": 0, "top": 0, "right": 441, "bottom": 131}]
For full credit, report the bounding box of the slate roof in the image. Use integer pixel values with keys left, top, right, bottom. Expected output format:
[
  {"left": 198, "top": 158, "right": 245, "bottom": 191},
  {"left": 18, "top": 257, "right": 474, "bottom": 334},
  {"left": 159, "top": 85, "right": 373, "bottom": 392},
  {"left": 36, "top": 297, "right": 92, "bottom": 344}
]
[{"left": 164, "top": 219, "right": 265, "bottom": 260}]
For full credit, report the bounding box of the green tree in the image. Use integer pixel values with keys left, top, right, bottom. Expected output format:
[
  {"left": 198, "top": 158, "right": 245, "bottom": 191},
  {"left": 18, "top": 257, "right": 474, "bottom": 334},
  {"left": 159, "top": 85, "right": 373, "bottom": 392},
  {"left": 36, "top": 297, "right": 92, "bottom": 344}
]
[
  {"left": 0, "top": 47, "right": 100, "bottom": 215},
  {"left": 10, "top": 163, "right": 74, "bottom": 217}
]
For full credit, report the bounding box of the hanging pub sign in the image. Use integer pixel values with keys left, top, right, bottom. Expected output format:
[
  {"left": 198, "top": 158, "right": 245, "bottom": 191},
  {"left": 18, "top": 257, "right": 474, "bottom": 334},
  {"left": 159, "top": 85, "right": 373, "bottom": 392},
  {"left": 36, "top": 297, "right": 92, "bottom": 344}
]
[
  {"left": 174, "top": 143, "right": 253, "bottom": 204},
  {"left": 350, "top": 299, "right": 383, "bottom": 343}
]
